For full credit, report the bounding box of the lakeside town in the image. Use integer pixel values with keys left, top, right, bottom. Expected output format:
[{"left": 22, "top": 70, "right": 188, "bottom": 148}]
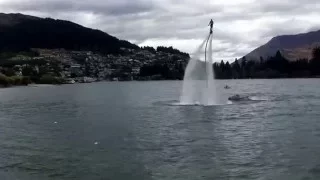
[{"left": 0, "top": 47, "right": 190, "bottom": 86}]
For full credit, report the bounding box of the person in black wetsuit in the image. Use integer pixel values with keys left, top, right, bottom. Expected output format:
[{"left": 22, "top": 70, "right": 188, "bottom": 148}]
[{"left": 208, "top": 19, "right": 214, "bottom": 34}]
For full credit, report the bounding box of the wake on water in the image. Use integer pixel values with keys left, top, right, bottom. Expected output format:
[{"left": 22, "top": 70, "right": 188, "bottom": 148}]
[
  {"left": 179, "top": 33, "right": 218, "bottom": 106},
  {"left": 154, "top": 94, "right": 269, "bottom": 107}
]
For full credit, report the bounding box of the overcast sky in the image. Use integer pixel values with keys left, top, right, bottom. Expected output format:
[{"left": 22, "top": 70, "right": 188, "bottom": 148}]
[{"left": 1, "top": 0, "right": 320, "bottom": 61}]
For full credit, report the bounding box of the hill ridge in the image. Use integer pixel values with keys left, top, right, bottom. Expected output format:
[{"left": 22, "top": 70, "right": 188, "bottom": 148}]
[
  {"left": 244, "top": 29, "right": 320, "bottom": 61},
  {"left": 0, "top": 12, "right": 139, "bottom": 54}
]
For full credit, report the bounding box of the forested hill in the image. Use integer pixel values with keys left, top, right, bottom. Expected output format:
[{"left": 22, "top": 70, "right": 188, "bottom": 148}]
[
  {"left": 0, "top": 13, "right": 139, "bottom": 54},
  {"left": 244, "top": 29, "right": 320, "bottom": 61},
  {"left": 214, "top": 47, "right": 320, "bottom": 79}
]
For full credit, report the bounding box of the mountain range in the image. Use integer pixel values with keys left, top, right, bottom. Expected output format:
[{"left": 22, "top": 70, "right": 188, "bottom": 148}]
[
  {"left": 244, "top": 29, "right": 320, "bottom": 61},
  {"left": 0, "top": 13, "right": 138, "bottom": 54}
]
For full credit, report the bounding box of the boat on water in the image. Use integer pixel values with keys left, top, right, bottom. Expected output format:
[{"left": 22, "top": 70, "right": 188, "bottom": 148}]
[
  {"left": 224, "top": 85, "right": 231, "bottom": 89},
  {"left": 228, "top": 94, "right": 250, "bottom": 101}
]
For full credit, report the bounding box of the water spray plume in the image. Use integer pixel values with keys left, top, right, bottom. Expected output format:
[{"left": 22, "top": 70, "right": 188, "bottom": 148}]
[{"left": 179, "top": 21, "right": 217, "bottom": 106}]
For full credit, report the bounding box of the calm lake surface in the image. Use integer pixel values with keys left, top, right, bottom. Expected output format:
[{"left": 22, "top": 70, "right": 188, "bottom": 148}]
[{"left": 1, "top": 79, "right": 320, "bottom": 180}]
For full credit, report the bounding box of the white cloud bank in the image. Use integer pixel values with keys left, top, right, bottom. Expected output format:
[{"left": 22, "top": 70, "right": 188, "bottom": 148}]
[{"left": 1, "top": 0, "right": 320, "bottom": 61}]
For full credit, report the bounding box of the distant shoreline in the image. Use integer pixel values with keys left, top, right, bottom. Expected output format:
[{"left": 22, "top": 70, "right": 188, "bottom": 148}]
[{"left": 2, "top": 77, "right": 320, "bottom": 89}]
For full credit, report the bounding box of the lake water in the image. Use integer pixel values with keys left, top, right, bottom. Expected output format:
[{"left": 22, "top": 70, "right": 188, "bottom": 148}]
[{"left": 1, "top": 79, "right": 320, "bottom": 180}]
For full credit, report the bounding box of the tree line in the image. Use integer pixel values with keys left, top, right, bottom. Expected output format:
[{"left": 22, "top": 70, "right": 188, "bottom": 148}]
[
  {"left": 213, "top": 47, "right": 320, "bottom": 79},
  {"left": 138, "top": 47, "right": 320, "bottom": 80},
  {"left": 139, "top": 63, "right": 185, "bottom": 80},
  {"left": 141, "top": 46, "right": 190, "bottom": 58}
]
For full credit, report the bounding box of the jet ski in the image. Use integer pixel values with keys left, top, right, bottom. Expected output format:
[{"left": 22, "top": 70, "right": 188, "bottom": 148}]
[{"left": 228, "top": 94, "right": 250, "bottom": 101}]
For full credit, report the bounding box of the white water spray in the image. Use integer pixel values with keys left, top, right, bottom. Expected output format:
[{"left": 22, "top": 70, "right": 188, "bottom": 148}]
[{"left": 179, "top": 33, "right": 217, "bottom": 106}]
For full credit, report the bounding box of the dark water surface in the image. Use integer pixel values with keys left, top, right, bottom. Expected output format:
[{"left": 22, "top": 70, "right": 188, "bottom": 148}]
[{"left": 1, "top": 79, "right": 320, "bottom": 180}]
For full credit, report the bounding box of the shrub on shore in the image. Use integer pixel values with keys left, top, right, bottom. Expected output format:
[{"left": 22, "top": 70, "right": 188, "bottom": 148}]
[
  {"left": 0, "top": 74, "right": 10, "bottom": 86},
  {"left": 0, "top": 74, "right": 31, "bottom": 86},
  {"left": 39, "top": 74, "right": 65, "bottom": 84}
]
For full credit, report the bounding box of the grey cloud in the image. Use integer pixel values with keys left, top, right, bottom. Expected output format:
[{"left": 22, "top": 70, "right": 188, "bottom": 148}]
[
  {"left": 92, "top": 9, "right": 245, "bottom": 44},
  {"left": 79, "top": 0, "right": 154, "bottom": 16},
  {"left": 257, "top": 2, "right": 301, "bottom": 13},
  {"left": 307, "top": 25, "right": 320, "bottom": 32},
  {"left": 1, "top": 0, "right": 74, "bottom": 12},
  {"left": 1, "top": 0, "right": 154, "bottom": 16},
  {"left": 1, "top": 0, "right": 320, "bottom": 61},
  {"left": 252, "top": 0, "right": 320, "bottom": 15},
  {"left": 107, "top": 21, "right": 243, "bottom": 44},
  {"left": 259, "top": 19, "right": 311, "bottom": 40}
]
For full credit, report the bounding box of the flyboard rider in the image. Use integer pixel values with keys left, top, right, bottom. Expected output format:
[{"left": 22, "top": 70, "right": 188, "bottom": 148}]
[{"left": 208, "top": 19, "right": 214, "bottom": 34}]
